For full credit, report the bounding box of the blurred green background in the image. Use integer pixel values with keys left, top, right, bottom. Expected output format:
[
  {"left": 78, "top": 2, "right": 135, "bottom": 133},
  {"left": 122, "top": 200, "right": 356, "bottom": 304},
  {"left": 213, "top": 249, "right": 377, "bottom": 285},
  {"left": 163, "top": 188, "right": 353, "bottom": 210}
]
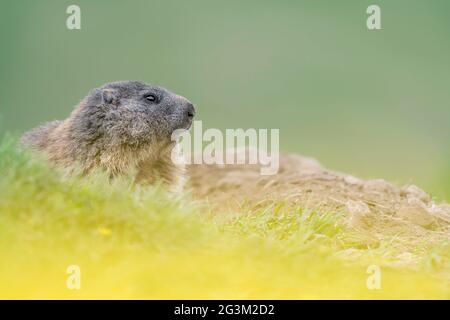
[{"left": 0, "top": 0, "right": 449, "bottom": 200}]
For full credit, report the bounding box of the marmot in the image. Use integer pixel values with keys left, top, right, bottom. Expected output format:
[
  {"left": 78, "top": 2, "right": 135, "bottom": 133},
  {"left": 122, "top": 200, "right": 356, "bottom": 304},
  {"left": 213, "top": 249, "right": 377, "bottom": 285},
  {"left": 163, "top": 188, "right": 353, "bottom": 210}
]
[{"left": 21, "top": 81, "right": 195, "bottom": 190}]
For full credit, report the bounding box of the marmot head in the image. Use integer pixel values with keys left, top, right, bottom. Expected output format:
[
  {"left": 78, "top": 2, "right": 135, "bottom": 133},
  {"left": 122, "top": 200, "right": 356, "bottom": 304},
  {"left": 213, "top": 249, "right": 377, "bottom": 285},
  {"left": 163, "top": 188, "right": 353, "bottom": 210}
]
[{"left": 71, "top": 81, "right": 195, "bottom": 151}]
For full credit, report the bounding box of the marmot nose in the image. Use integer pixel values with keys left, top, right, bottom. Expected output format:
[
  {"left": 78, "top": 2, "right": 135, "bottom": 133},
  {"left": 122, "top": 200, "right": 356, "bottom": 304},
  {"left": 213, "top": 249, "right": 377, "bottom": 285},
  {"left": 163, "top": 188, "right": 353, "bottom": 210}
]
[{"left": 186, "top": 103, "right": 195, "bottom": 119}]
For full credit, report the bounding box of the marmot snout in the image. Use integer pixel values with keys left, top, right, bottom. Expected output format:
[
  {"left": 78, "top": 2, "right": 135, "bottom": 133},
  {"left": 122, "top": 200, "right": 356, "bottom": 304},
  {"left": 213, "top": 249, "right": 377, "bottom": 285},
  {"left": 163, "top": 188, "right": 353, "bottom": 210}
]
[{"left": 21, "top": 80, "right": 195, "bottom": 190}]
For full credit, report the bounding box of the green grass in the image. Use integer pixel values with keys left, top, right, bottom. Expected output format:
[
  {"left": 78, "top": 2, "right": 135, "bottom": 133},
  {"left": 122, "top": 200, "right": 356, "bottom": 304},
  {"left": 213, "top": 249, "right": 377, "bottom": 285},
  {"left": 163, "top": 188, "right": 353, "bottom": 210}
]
[{"left": 0, "top": 136, "right": 449, "bottom": 299}]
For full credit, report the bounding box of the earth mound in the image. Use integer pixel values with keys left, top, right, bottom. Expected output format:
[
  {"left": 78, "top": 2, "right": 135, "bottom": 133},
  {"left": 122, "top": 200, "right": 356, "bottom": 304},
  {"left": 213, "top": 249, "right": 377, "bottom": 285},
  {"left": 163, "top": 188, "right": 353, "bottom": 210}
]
[{"left": 188, "top": 153, "right": 450, "bottom": 249}]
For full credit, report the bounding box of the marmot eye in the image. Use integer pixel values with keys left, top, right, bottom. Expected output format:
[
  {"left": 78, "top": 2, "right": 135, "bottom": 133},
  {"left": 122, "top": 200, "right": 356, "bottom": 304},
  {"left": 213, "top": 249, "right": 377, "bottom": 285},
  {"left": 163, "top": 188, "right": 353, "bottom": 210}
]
[{"left": 144, "top": 94, "right": 157, "bottom": 102}]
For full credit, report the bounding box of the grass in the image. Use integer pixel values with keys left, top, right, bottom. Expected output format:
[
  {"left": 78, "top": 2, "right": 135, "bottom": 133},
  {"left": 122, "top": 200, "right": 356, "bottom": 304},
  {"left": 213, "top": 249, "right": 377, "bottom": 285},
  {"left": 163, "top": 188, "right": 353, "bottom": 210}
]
[{"left": 0, "top": 136, "right": 449, "bottom": 299}]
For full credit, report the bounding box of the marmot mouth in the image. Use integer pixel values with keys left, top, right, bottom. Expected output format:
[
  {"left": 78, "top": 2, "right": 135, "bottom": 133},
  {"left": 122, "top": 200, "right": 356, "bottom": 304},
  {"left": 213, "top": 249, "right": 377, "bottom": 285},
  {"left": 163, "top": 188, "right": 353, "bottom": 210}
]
[{"left": 180, "top": 118, "right": 193, "bottom": 130}]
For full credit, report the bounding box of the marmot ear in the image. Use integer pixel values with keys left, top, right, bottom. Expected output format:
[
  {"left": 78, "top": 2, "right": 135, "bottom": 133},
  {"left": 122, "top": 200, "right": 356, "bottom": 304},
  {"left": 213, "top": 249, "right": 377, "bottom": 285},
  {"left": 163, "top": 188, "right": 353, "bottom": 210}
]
[{"left": 102, "top": 89, "right": 119, "bottom": 105}]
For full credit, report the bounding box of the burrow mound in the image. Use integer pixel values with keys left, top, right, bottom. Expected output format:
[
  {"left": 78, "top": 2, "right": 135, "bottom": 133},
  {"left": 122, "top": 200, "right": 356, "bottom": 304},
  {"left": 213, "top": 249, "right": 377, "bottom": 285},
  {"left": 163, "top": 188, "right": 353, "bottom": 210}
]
[{"left": 188, "top": 153, "right": 450, "bottom": 246}]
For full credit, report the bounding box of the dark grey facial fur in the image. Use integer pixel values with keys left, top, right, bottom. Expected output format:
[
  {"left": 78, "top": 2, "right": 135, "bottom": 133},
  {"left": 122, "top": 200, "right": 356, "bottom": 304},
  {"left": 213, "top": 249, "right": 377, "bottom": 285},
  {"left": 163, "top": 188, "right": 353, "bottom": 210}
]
[{"left": 73, "top": 81, "right": 195, "bottom": 149}]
